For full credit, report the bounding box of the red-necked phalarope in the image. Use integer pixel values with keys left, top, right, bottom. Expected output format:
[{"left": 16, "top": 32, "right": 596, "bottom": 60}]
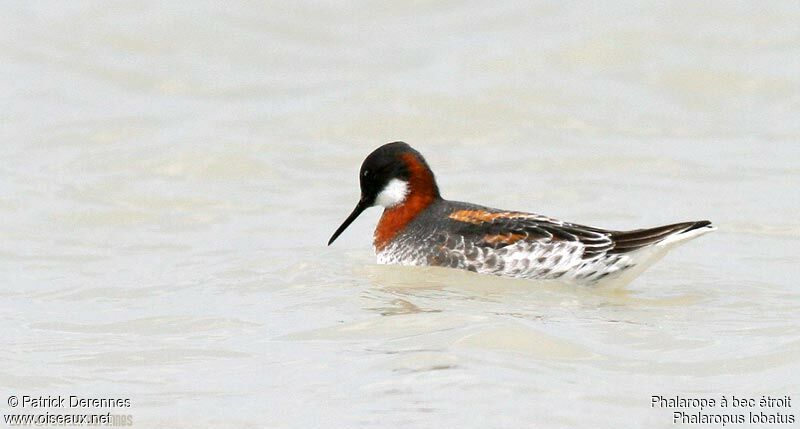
[{"left": 328, "top": 142, "right": 714, "bottom": 285}]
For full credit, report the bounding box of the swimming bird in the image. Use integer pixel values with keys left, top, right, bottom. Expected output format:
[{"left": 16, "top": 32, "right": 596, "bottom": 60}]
[{"left": 328, "top": 142, "right": 714, "bottom": 285}]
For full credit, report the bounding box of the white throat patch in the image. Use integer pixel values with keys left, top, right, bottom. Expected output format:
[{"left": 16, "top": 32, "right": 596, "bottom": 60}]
[{"left": 375, "top": 179, "right": 409, "bottom": 208}]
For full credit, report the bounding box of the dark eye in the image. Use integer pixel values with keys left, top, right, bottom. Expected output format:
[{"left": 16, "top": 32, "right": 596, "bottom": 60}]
[{"left": 362, "top": 170, "right": 369, "bottom": 177}]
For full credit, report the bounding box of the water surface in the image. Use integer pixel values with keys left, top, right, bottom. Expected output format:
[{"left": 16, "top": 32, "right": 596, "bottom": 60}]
[{"left": 1, "top": 1, "right": 799, "bottom": 427}]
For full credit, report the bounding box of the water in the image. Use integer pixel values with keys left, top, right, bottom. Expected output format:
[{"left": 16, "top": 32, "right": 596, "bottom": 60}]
[{"left": 2, "top": 1, "right": 799, "bottom": 427}]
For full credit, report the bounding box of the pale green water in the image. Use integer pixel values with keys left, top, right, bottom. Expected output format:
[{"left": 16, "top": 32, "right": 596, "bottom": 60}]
[{"left": 1, "top": 2, "right": 799, "bottom": 428}]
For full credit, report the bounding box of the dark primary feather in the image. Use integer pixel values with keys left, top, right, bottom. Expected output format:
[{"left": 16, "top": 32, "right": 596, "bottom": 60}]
[{"left": 607, "top": 220, "right": 711, "bottom": 254}]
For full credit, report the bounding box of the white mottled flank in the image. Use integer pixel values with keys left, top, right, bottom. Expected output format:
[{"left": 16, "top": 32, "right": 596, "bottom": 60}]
[
  {"left": 377, "top": 237, "right": 615, "bottom": 285},
  {"left": 375, "top": 179, "right": 409, "bottom": 208},
  {"left": 377, "top": 224, "right": 717, "bottom": 286}
]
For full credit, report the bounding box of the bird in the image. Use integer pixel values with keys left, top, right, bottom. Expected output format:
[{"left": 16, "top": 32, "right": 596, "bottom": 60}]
[{"left": 328, "top": 142, "right": 714, "bottom": 285}]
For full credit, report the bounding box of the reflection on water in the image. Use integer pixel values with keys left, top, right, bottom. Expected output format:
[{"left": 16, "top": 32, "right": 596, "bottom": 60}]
[{"left": 2, "top": 1, "right": 799, "bottom": 427}]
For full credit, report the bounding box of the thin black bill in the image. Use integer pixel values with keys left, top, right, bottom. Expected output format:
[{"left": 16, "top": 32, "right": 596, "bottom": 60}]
[{"left": 328, "top": 200, "right": 369, "bottom": 245}]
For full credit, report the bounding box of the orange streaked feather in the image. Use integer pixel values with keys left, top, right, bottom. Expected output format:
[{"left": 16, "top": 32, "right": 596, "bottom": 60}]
[
  {"left": 448, "top": 209, "right": 526, "bottom": 224},
  {"left": 482, "top": 232, "right": 527, "bottom": 246}
]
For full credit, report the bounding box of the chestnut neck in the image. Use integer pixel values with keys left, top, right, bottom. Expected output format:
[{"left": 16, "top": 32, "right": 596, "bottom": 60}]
[{"left": 373, "top": 153, "right": 440, "bottom": 251}]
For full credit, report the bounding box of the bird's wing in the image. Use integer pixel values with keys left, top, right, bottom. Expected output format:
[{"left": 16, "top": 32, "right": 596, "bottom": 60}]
[
  {"left": 445, "top": 208, "right": 614, "bottom": 258},
  {"left": 445, "top": 207, "right": 712, "bottom": 258}
]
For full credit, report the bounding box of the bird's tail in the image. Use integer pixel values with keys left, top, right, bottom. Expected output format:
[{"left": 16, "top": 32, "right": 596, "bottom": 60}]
[
  {"left": 595, "top": 220, "right": 714, "bottom": 288},
  {"left": 609, "top": 220, "right": 715, "bottom": 254}
]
